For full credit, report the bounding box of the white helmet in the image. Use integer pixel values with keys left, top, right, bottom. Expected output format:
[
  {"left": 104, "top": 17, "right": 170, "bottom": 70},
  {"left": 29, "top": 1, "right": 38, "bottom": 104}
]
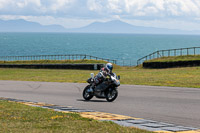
[{"left": 106, "top": 63, "right": 113, "bottom": 72}]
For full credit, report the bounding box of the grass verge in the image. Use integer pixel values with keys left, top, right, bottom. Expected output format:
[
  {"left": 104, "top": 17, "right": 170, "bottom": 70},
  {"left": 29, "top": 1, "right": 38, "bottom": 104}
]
[
  {"left": 0, "top": 59, "right": 108, "bottom": 64},
  {"left": 0, "top": 100, "right": 152, "bottom": 133},
  {"left": 145, "top": 55, "right": 200, "bottom": 62},
  {"left": 1, "top": 66, "right": 200, "bottom": 88}
]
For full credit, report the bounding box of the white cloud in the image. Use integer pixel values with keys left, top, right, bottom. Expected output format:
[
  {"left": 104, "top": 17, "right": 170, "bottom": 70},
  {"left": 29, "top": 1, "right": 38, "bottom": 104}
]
[
  {"left": 48, "top": 0, "right": 74, "bottom": 12},
  {"left": 97, "top": 0, "right": 200, "bottom": 18},
  {"left": 0, "top": 0, "right": 12, "bottom": 8},
  {"left": 107, "top": 0, "right": 123, "bottom": 13},
  {"left": 87, "top": 0, "right": 105, "bottom": 13},
  {"left": 16, "top": 0, "right": 41, "bottom": 8},
  {"left": 0, "top": 0, "right": 75, "bottom": 15},
  {"left": 164, "top": 0, "right": 200, "bottom": 16},
  {"left": 1, "top": 0, "right": 200, "bottom": 30},
  {"left": 0, "top": 0, "right": 200, "bottom": 18}
]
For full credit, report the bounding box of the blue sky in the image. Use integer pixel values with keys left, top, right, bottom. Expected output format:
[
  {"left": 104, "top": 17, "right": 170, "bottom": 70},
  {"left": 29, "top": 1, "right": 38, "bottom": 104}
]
[{"left": 1, "top": 0, "right": 200, "bottom": 30}]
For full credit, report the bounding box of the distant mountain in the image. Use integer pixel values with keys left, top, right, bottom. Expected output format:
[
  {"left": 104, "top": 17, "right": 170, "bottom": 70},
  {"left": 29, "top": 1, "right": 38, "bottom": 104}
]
[
  {"left": 68, "top": 20, "right": 200, "bottom": 34},
  {"left": 1, "top": 19, "right": 200, "bottom": 34},
  {"left": 0, "top": 19, "right": 66, "bottom": 32}
]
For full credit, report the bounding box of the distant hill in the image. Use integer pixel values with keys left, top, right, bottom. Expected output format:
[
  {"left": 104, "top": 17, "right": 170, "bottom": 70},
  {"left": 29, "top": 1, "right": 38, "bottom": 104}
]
[
  {"left": 0, "top": 19, "right": 66, "bottom": 32},
  {"left": 68, "top": 20, "right": 200, "bottom": 34},
  {"left": 1, "top": 19, "right": 200, "bottom": 34}
]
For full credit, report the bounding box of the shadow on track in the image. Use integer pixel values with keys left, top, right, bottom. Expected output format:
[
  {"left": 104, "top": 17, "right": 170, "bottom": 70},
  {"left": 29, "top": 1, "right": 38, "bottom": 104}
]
[{"left": 77, "top": 99, "right": 107, "bottom": 102}]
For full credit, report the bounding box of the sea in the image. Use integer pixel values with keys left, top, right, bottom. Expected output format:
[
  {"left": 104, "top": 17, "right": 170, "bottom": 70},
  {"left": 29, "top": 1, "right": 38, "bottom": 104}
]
[{"left": 0, "top": 32, "right": 200, "bottom": 65}]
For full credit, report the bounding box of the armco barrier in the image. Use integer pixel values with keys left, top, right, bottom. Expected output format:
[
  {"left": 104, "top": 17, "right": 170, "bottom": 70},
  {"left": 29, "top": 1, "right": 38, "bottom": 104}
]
[
  {"left": 143, "top": 60, "right": 200, "bottom": 68},
  {"left": 0, "top": 64, "right": 105, "bottom": 70},
  {"left": 137, "top": 47, "right": 200, "bottom": 66}
]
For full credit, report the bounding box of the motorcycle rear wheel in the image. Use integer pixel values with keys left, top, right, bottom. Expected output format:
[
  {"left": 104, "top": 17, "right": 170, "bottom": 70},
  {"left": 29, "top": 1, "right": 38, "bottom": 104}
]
[
  {"left": 83, "top": 85, "right": 94, "bottom": 100},
  {"left": 106, "top": 89, "right": 118, "bottom": 102}
]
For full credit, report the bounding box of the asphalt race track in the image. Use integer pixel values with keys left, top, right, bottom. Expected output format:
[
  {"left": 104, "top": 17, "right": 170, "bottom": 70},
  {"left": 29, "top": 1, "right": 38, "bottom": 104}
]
[{"left": 0, "top": 80, "right": 200, "bottom": 128}]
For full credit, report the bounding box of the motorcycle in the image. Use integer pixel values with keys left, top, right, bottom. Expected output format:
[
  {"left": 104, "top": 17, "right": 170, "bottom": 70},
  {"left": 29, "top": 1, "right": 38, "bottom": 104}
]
[{"left": 82, "top": 73, "right": 120, "bottom": 102}]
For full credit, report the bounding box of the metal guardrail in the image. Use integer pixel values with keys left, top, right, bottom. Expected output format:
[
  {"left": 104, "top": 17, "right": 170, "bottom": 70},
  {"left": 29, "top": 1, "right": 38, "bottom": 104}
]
[
  {"left": 137, "top": 47, "right": 200, "bottom": 66},
  {"left": 0, "top": 54, "right": 117, "bottom": 64},
  {"left": 0, "top": 54, "right": 137, "bottom": 66},
  {"left": 2, "top": 47, "right": 198, "bottom": 67}
]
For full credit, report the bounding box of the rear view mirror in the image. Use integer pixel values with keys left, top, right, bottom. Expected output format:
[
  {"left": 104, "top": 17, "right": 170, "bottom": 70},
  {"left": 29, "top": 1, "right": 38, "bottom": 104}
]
[{"left": 118, "top": 75, "right": 120, "bottom": 80}]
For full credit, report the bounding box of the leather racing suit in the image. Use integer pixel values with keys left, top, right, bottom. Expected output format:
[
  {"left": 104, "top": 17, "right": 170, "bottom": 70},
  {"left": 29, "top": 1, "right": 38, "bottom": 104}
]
[
  {"left": 91, "top": 67, "right": 112, "bottom": 90},
  {"left": 94, "top": 67, "right": 110, "bottom": 84}
]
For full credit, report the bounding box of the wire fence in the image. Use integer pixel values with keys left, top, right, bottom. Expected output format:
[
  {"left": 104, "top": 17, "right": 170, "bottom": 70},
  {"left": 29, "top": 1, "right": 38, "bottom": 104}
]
[
  {"left": 3, "top": 47, "right": 198, "bottom": 67},
  {"left": 0, "top": 54, "right": 118, "bottom": 64},
  {"left": 0, "top": 54, "right": 137, "bottom": 66},
  {"left": 137, "top": 47, "right": 200, "bottom": 66}
]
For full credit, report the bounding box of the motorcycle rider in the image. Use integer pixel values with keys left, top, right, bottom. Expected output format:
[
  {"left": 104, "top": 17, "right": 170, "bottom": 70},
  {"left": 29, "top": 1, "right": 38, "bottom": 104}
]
[{"left": 88, "top": 63, "right": 113, "bottom": 93}]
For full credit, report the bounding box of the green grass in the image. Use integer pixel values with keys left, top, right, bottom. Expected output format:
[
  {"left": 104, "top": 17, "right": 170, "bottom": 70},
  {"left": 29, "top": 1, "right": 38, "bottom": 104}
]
[
  {"left": 0, "top": 100, "right": 152, "bottom": 133},
  {"left": 115, "top": 67, "right": 200, "bottom": 88},
  {"left": 1, "top": 66, "right": 200, "bottom": 88},
  {"left": 145, "top": 55, "right": 200, "bottom": 62},
  {"left": 0, "top": 59, "right": 123, "bottom": 69},
  {"left": 0, "top": 59, "right": 108, "bottom": 64}
]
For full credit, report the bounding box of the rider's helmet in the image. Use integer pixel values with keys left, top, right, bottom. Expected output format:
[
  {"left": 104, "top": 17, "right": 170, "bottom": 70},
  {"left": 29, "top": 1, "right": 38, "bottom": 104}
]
[{"left": 106, "top": 63, "right": 113, "bottom": 73}]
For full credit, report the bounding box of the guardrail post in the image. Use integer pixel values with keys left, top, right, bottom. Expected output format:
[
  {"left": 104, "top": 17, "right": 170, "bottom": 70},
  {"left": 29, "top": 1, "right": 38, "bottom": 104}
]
[
  {"left": 194, "top": 47, "right": 196, "bottom": 55},
  {"left": 157, "top": 51, "right": 159, "bottom": 58},
  {"left": 174, "top": 49, "right": 176, "bottom": 56},
  {"left": 180, "top": 49, "right": 182, "bottom": 56}
]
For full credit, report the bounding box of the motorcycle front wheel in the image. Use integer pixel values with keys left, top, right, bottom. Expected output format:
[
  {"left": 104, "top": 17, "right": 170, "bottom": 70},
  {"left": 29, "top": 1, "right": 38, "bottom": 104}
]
[
  {"left": 83, "top": 85, "right": 94, "bottom": 100},
  {"left": 106, "top": 89, "right": 118, "bottom": 102}
]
